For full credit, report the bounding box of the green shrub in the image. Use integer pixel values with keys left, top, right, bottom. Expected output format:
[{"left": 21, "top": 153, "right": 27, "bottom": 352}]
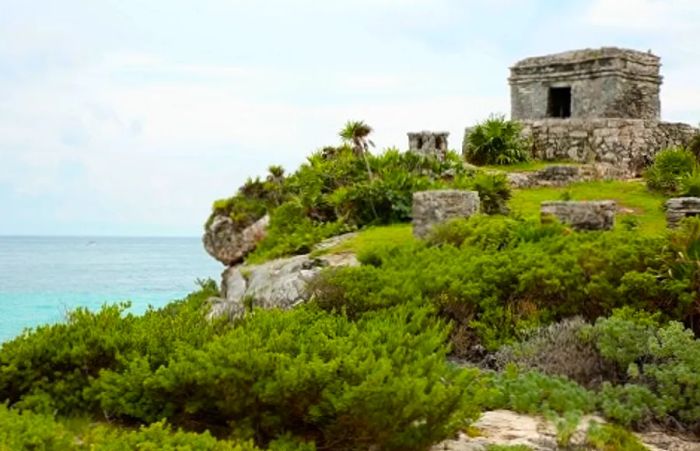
[
  {"left": 494, "top": 318, "right": 612, "bottom": 388},
  {"left": 92, "top": 305, "right": 482, "bottom": 450},
  {"left": 585, "top": 422, "right": 646, "bottom": 451},
  {"left": 463, "top": 115, "right": 529, "bottom": 166},
  {"left": 209, "top": 141, "right": 477, "bottom": 263},
  {"left": 485, "top": 365, "right": 595, "bottom": 416},
  {"left": 644, "top": 147, "right": 696, "bottom": 194},
  {"left": 680, "top": 167, "right": 700, "bottom": 197},
  {"left": 0, "top": 282, "right": 224, "bottom": 416},
  {"left": 470, "top": 172, "right": 512, "bottom": 214},
  {"left": 0, "top": 405, "right": 259, "bottom": 450},
  {"left": 0, "top": 404, "right": 74, "bottom": 450},
  {"left": 591, "top": 308, "right": 700, "bottom": 427},
  {"left": 83, "top": 421, "right": 260, "bottom": 451},
  {"left": 247, "top": 200, "right": 348, "bottom": 263}
]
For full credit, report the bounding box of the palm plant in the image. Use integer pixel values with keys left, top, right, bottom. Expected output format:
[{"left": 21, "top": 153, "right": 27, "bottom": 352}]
[
  {"left": 339, "top": 120, "right": 378, "bottom": 220},
  {"left": 339, "top": 120, "right": 375, "bottom": 156}
]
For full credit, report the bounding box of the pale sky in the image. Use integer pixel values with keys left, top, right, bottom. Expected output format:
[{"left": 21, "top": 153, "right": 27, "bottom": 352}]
[{"left": 1, "top": 0, "right": 698, "bottom": 236}]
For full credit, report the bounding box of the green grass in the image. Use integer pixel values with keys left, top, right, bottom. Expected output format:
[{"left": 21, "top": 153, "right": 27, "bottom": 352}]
[
  {"left": 510, "top": 179, "right": 668, "bottom": 235},
  {"left": 481, "top": 160, "right": 580, "bottom": 173},
  {"left": 319, "top": 223, "right": 415, "bottom": 256}
]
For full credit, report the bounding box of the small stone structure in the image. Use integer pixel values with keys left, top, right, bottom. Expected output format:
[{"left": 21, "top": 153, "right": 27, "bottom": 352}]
[
  {"left": 408, "top": 131, "right": 449, "bottom": 159},
  {"left": 540, "top": 201, "right": 616, "bottom": 231},
  {"left": 510, "top": 47, "right": 661, "bottom": 120},
  {"left": 412, "top": 190, "right": 480, "bottom": 238},
  {"left": 498, "top": 47, "right": 699, "bottom": 176},
  {"left": 665, "top": 197, "right": 700, "bottom": 228}
]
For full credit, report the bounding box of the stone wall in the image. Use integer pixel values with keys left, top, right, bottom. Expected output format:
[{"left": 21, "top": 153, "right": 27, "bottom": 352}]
[
  {"left": 505, "top": 163, "right": 628, "bottom": 189},
  {"left": 510, "top": 47, "right": 662, "bottom": 120},
  {"left": 520, "top": 119, "right": 697, "bottom": 176},
  {"left": 665, "top": 197, "right": 700, "bottom": 228},
  {"left": 412, "top": 190, "right": 480, "bottom": 238}
]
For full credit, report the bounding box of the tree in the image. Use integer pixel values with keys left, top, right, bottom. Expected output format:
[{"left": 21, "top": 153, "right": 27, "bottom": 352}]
[
  {"left": 339, "top": 120, "right": 378, "bottom": 220},
  {"left": 339, "top": 120, "right": 375, "bottom": 157}
]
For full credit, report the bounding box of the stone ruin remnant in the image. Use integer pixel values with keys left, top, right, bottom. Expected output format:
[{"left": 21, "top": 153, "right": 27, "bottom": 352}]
[
  {"left": 540, "top": 200, "right": 616, "bottom": 231},
  {"left": 510, "top": 47, "right": 662, "bottom": 121},
  {"left": 408, "top": 131, "right": 450, "bottom": 160},
  {"left": 480, "top": 47, "right": 699, "bottom": 176},
  {"left": 665, "top": 197, "right": 700, "bottom": 228},
  {"left": 412, "top": 190, "right": 480, "bottom": 238}
]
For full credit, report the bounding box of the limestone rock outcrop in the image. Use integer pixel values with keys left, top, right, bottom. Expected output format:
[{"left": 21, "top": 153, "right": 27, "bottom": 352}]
[
  {"left": 208, "top": 235, "right": 359, "bottom": 320},
  {"left": 203, "top": 214, "right": 269, "bottom": 266},
  {"left": 433, "top": 410, "right": 699, "bottom": 451}
]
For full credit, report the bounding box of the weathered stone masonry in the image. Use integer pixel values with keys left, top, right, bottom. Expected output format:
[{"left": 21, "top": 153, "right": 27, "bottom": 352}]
[
  {"left": 507, "top": 47, "right": 698, "bottom": 176},
  {"left": 510, "top": 47, "right": 662, "bottom": 120},
  {"left": 521, "top": 119, "right": 696, "bottom": 176}
]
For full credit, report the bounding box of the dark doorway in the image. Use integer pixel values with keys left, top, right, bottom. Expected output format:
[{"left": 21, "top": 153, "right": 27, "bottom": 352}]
[{"left": 547, "top": 87, "right": 572, "bottom": 118}]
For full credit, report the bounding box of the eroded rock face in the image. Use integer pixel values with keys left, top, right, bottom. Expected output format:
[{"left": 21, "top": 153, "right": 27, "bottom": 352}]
[
  {"left": 666, "top": 197, "right": 700, "bottom": 228},
  {"left": 412, "top": 190, "right": 480, "bottom": 238},
  {"left": 433, "top": 410, "right": 699, "bottom": 451},
  {"left": 541, "top": 200, "right": 616, "bottom": 231},
  {"left": 208, "top": 248, "right": 358, "bottom": 321},
  {"left": 203, "top": 214, "right": 269, "bottom": 265}
]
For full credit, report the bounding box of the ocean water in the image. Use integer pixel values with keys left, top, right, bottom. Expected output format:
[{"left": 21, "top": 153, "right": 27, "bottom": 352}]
[{"left": 0, "top": 236, "right": 222, "bottom": 342}]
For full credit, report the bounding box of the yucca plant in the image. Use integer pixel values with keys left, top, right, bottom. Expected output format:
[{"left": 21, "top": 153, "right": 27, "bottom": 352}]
[{"left": 464, "top": 115, "right": 529, "bottom": 165}]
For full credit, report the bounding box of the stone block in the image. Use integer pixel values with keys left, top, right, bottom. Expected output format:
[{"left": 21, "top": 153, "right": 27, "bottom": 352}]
[
  {"left": 412, "top": 190, "right": 480, "bottom": 238},
  {"left": 665, "top": 197, "right": 700, "bottom": 228},
  {"left": 541, "top": 201, "right": 616, "bottom": 231}
]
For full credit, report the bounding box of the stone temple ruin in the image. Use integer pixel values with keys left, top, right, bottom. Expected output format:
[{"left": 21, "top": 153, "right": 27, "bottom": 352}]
[
  {"left": 509, "top": 47, "right": 697, "bottom": 175},
  {"left": 408, "top": 131, "right": 450, "bottom": 159}
]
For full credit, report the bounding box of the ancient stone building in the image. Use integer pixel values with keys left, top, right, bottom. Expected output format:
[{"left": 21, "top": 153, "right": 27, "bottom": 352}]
[
  {"left": 510, "top": 48, "right": 661, "bottom": 120},
  {"left": 408, "top": 131, "right": 449, "bottom": 159},
  {"left": 503, "top": 47, "right": 697, "bottom": 175}
]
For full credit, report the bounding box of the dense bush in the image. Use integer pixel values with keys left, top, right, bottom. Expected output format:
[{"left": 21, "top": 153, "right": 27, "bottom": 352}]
[
  {"left": 209, "top": 141, "right": 478, "bottom": 263},
  {"left": 0, "top": 281, "right": 224, "bottom": 416},
  {"left": 645, "top": 147, "right": 697, "bottom": 194},
  {"left": 468, "top": 172, "right": 512, "bottom": 214},
  {"left": 589, "top": 307, "right": 700, "bottom": 428},
  {"left": 493, "top": 318, "right": 612, "bottom": 387},
  {"left": 0, "top": 405, "right": 259, "bottom": 450},
  {"left": 313, "top": 215, "right": 700, "bottom": 354},
  {"left": 0, "top": 297, "right": 483, "bottom": 449},
  {"left": 91, "top": 305, "right": 481, "bottom": 450},
  {"left": 484, "top": 365, "right": 595, "bottom": 416},
  {"left": 463, "top": 115, "right": 529, "bottom": 165}
]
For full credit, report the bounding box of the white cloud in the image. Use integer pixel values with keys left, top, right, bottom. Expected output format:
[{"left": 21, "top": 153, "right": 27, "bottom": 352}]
[{"left": 585, "top": 0, "right": 700, "bottom": 31}]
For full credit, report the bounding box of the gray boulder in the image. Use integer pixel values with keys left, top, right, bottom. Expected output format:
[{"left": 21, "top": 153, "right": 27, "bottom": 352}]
[
  {"left": 540, "top": 201, "right": 616, "bottom": 231},
  {"left": 203, "top": 214, "right": 269, "bottom": 265},
  {"left": 208, "top": 249, "right": 358, "bottom": 320},
  {"left": 412, "top": 190, "right": 480, "bottom": 238}
]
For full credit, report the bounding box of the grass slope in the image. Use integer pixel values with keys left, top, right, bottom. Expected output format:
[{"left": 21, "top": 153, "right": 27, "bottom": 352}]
[{"left": 510, "top": 180, "right": 667, "bottom": 235}]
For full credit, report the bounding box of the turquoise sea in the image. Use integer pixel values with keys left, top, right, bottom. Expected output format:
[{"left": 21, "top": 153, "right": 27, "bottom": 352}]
[{"left": 0, "top": 236, "right": 222, "bottom": 342}]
